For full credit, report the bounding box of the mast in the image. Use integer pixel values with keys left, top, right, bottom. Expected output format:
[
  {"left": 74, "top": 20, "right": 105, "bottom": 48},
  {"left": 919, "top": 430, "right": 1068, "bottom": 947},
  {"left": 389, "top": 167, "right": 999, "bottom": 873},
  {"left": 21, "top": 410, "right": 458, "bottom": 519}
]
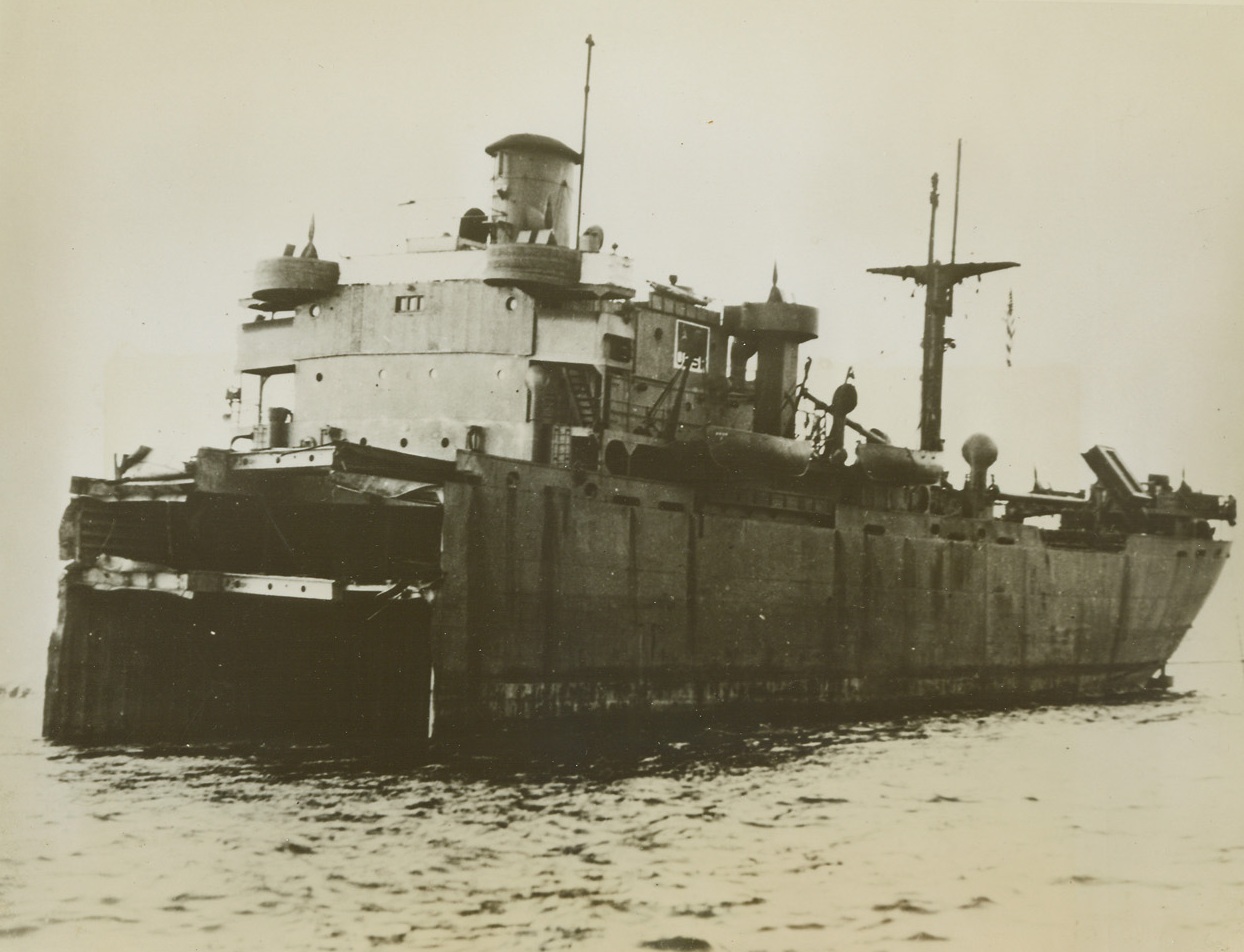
[
  {"left": 868, "top": 150, "right": 1018, "bottom": 452},
  {"left": 950, "top": 139, "right": 962, "bottom": 264},
  {"left": 575, "top": 35, "right": 595, "bottom": 251},
  {"left": 948, "top": 139, "right": 962, "bottom": 316}
]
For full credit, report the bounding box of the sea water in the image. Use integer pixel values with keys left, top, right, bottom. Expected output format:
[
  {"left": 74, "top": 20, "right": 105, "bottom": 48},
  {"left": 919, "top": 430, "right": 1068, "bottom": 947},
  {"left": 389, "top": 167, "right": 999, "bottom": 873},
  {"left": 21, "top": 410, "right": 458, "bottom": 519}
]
[{"left": 2, "top": 656, "right": 1241, "bottom": 952}]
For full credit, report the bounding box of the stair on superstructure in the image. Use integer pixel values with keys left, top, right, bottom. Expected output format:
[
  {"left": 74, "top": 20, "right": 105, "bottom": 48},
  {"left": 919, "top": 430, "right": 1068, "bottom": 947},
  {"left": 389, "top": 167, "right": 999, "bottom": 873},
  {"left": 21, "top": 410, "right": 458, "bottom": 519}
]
[{"left": 562, "top": 365, "right": 599, "bottom": 429}]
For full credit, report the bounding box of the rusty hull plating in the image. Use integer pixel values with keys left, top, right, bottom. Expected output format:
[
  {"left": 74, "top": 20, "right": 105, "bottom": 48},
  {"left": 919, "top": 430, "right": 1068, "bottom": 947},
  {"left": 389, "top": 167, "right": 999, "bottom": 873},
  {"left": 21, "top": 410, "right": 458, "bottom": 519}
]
[{"left": 44, "top": 134, "right": 1235, "bottom": 746}]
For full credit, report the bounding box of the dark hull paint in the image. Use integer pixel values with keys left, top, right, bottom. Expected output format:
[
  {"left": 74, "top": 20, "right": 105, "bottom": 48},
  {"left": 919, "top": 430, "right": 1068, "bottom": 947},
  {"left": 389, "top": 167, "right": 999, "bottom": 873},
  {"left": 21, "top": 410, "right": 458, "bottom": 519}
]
[
  {"left": 44, "top": 586, "right": 431, "bottom": 746},
  {"left": 429, "top": 455, "right": 1228, "bottom": 732},
  {"left": 45, "top": 454, "right": 1230, "bottom": 745}
]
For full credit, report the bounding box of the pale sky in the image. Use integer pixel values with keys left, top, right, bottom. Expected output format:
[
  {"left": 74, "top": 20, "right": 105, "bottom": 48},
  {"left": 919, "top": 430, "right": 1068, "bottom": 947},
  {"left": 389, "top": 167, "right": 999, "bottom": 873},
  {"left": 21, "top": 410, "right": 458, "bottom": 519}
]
[{"left": 2, "top": 0, "right": 1242, "bottom": 679}]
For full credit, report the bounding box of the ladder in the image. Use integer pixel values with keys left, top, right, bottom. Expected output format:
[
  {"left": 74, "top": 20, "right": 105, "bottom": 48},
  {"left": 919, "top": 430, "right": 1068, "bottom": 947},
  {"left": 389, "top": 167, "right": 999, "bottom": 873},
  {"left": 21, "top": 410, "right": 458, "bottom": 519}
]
[{"left": 562, "top": 365, "right": 599, "bottom": 429}]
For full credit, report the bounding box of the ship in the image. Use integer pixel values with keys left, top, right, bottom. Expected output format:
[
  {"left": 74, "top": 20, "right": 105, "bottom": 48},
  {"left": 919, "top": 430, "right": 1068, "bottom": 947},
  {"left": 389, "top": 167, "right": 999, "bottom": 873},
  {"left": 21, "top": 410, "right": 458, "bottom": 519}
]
[{"left": 44, "top": 130, "right": 1235, "bottom": 747}]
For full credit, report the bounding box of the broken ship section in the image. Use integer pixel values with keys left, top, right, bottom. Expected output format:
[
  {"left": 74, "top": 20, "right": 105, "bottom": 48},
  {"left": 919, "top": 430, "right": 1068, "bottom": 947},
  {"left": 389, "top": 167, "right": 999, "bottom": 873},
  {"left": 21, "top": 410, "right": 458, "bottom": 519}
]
[
  {"left": 48, "top": 443, "right": 446, "bottom": 744},
  {"left": 45, "top": 133, "right": 1234, "bottom": 745}
]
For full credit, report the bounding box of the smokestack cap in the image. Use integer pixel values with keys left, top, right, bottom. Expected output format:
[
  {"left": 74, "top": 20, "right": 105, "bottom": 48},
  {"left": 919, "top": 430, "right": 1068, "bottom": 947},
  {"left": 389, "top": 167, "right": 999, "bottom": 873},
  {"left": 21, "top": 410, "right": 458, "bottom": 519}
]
[{"left": 485, "top": 134, "right": 581, "bottom": 164}]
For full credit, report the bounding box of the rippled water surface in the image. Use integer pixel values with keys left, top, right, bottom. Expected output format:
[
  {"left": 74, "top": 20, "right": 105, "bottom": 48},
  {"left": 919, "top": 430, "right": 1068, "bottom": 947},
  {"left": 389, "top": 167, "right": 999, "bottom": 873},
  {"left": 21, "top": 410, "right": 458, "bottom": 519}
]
[{"left": 3, "top": 666, "right": 1242, "bottom": 952}]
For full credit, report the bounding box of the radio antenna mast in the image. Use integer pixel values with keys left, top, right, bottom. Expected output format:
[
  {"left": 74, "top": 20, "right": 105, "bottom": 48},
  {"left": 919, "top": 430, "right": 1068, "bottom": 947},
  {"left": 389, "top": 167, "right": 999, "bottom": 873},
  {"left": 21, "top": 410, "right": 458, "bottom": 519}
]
[
  {"left": 575, "top": 35, "right": 595, "bottom": 250},
  {"left": 948, "top": 138, "right": 963, "bottom": 315},
  {"left": 951, "top": 138, "right": 962, "bottom": 264}
]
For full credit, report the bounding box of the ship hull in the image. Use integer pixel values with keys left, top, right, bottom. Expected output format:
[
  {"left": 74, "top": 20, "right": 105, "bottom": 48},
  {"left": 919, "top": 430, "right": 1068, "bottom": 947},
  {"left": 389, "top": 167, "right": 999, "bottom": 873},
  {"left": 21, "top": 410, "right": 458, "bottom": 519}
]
[
  {"left": 44, "top": 450, "right": 1230, "bottom": 745},
  {"left": 430, "top": 454, "right": 1228, "bottom": 732}
]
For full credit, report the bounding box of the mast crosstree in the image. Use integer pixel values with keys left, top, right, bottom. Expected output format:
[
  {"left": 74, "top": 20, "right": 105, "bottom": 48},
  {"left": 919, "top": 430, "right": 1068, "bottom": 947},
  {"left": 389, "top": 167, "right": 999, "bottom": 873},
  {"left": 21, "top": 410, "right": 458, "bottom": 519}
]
[{"left": 869, "top": 164, "right": 1018, "bottom": 452}]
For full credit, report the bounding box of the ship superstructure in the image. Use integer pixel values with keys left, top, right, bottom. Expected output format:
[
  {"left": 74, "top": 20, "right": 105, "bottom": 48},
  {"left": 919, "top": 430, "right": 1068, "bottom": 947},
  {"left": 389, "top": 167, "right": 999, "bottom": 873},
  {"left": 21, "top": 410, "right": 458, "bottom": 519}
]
[{"left": 45, "top": 133, "right": 1234, "bottom": 745}]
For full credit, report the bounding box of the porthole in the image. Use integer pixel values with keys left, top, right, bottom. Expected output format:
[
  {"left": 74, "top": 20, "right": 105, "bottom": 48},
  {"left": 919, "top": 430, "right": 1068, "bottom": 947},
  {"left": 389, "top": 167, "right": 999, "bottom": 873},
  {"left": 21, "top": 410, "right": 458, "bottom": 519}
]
[
  {"left": 440, "top": 437, "right": 450, "bottom": 448},
  {"left": 378, "top": 368, "right": 387, "bottom": 381},
  {"left": 505, "top": 296, "right": 518, "bottom": 312},
  {"left": 400, "top": 437, "right": 408, "bottom": 448},
  {"left": 359, "top": 437, "right": 368, "bottom": 446},
  {"left": 315, "top": 372, "right": 323, "bottom": 382},
  {"left": 428, "top": 368, "right": 437, "bottom": 380},
  {"left": 309, "top": 305, "right": 321, "bottom": 317}
]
